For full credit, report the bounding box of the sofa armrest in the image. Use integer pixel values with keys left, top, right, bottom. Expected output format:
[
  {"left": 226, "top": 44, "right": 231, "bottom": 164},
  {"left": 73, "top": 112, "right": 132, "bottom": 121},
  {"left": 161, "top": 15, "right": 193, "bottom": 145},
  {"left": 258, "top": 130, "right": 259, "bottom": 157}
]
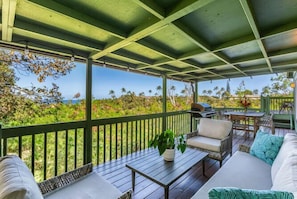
[
  {"left": 239, "top": 144, "right": 250, "bottom": 153},
  {"left": 186, "top": 131, "right": 198, "bottom": 139},
  {"left": 38, "top": 163, "right": 93, "bottom": 195}
]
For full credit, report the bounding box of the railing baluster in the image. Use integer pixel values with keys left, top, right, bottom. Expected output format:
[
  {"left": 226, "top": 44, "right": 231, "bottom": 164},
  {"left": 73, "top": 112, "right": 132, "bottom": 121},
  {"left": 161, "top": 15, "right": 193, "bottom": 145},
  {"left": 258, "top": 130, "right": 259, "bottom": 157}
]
[
  {"left": 74, "top": 129, "right": 77, "bottom": 168},
  {"left": 120, "top": 122, "right": 123, "bottom": 157},
  {"left": 144, "top": 119, "right": 146, "bottom": 149},
  {"left": 109, "top": 124, "right": 112, "bottom": 161},
  {"left": 54, "top": 131, "right": 58, "bottom": 176},
  {"left": 131, "top": 121, "right": 134, "bottom": 152},
  {"left": 115, "top": 123, "right": 118, "bottom": 159},
  {"left": 3, "top": 138, "right": 7, "bottom": 156},
  {"left": 65, "top": 130, "right": 68, "bottom": 172},
  {"left": 126, "top": 121, "right": 129, "bottom": 155},
  {"left": 44, "top": 132, "right": 47, "bottom": 180},
  {"left": 103, "top": 125, "right": 106, "bottom": 163},
  {"left": 96, "top": 125, "right": 100, "bottom": 166},
  {"left": 18, "top": 136, "right": 22, "bottom": 158},
  {"left": 31, "top": 134, "right": 35, "bottom": 175}
]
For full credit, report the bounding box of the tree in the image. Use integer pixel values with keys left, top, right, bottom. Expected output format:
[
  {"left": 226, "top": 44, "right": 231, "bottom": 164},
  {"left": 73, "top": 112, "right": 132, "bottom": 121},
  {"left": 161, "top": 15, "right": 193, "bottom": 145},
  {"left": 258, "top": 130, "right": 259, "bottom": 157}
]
[
  {"left": 168, "top": 85, "right": 176, "bottom": 107},
  {"left": 0, "top": 48, "right": 75, "bottom": 125},
  {"left": 207, "top": 90, "right": 213, "bottom": 96},
  {"left": 109, "top": 90, "right": 116, "bottom": 99},
  {"left": 121, "top": 87, "right": 126, "bottom": 96},
  {"left": 202, "top": 90, "right": 208, "bottom": 96},
  {"left": 253, "top": 89, "right": 259, "bottom": 95},
  {"left": 261, "top": 86, "right": 271, "bottom": 96},
  {"left": 270, "top": 73, "right": 292, "bottom": 96},
  {"left": 226, "top": 80, "right": 231, "bottom": 94},
  {"left": 156, "top": 85, "right": 162, "bottom": 96}
]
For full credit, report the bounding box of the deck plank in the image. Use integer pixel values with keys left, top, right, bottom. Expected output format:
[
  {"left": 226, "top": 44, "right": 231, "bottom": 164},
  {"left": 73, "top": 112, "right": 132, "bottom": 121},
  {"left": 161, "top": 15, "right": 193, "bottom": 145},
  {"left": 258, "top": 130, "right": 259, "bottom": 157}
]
[{"left": 95, "top": 128, "right": 294, "bottom": 199}]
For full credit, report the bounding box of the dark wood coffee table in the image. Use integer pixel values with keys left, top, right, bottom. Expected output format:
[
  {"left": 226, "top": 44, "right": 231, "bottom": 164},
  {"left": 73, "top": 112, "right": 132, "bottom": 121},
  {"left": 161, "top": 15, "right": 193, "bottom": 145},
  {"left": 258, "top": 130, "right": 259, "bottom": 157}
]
[{"left": 126, "top": 148, "right": 208, "bottom": 199}]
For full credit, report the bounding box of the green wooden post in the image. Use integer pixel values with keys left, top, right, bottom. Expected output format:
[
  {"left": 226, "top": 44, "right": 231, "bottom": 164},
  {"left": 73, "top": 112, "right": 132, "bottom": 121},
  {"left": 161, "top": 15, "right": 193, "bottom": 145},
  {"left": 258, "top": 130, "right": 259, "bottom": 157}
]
[
  {"left": 84, "top": 58, "right": 92, "bottom": 164},
  {"left": 0, "top": 124, "right": 2, "bottom": 157},
  {"left": 194, "top": 81, "right": 198, "bottom": 103},
  {"left": 193, "top": 81, "right": 198, "bottom": 130},
  {"left": 267, "top": 95, "right": 271, "bottom": 114},
  {"left": 162, "top": 75, "right": 167, "bottom": 133},
  {"left": 260, "top": 95, "right": 264, "bottom": 112}
]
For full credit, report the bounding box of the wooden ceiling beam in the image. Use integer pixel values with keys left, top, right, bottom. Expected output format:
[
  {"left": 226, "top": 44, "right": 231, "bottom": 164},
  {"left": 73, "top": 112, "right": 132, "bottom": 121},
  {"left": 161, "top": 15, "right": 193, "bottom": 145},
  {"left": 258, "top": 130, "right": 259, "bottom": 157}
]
[
  {"left": 240, "top": 0, "right": 273, "bottom": 73},
  {"left": 90, "top": 0, "right": 215, "bottom": 60},
  {"left": 2, "top": 0, "right": 17, "bottom": 41}
]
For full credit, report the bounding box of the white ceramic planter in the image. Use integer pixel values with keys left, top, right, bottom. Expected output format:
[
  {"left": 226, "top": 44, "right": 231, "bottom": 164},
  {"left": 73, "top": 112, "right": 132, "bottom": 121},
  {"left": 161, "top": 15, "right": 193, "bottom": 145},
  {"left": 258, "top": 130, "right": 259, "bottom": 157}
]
[{"left": 163, "top": 149, "right": 175, "bottom": 161}]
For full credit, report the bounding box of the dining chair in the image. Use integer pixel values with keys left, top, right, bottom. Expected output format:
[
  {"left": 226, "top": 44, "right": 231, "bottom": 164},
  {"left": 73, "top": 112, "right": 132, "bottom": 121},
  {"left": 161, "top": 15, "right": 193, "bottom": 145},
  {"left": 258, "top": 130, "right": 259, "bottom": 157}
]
[
  {"left": 230, "top": 114, "right": 250, "bottom": 139},
  {"left": 255, "top": 114, "right": 275, "bottom": 134}
]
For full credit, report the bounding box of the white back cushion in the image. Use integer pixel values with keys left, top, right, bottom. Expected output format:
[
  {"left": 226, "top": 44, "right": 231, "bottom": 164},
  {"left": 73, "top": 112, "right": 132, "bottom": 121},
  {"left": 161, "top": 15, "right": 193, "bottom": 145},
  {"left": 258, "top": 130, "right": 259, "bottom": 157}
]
[
  {"left": 199, "top": 118, "right": 232, "bottom": 140},
  {"left": 271, "top": 133, "right": 297, "bottom": 182},
  {"left": 0, "top": 155, "right": 43, "bottom": 199},
  {"left": 271, "top": 154, "right": 297, "bottom": 198}
]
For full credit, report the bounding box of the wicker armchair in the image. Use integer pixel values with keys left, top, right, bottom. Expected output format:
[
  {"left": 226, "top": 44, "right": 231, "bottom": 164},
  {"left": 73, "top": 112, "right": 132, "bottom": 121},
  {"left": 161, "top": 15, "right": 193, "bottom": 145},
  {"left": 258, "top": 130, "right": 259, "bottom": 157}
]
[{"left": 186, "top": 118, "right": 233, "bottom": 167}]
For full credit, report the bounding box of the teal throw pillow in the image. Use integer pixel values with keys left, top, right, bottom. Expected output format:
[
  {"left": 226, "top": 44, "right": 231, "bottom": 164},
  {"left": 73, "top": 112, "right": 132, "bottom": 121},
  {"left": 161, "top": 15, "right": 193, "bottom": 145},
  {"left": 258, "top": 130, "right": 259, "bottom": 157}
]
[
  {"left": 209, "top": 187, "right": 294, "bottom": 199},
  {"left": 250, "top": 131, "right": 283, "bottom": 165}
]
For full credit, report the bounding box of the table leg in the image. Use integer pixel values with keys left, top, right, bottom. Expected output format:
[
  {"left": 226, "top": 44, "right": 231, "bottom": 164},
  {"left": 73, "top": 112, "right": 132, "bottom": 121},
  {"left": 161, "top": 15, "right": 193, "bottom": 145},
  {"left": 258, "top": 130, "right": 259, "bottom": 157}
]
[
  {"left": 164, "top": 186, "right": 169, "bottom": 199},
  {"left": 131, "top": 171, "right": 135, "bottom": 191},
  {"left": 202, "top": 159, "right": 206, "bottom": 176},
  {"left": 253, "top": 117, "right": 258, "bottom": 138}
]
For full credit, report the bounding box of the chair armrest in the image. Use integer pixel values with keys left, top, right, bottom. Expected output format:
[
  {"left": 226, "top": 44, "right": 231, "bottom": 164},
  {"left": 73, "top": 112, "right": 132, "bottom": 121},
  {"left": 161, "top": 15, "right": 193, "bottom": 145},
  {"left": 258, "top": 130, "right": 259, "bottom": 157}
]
[
  {"left": 38, "top": 163, "right": 93, "bottom": 195},
  {"left": 220, "top": 135, "right": 232, "bottom": 151},
  {"left": 186, "top": 131, "right": 198, "bottom": 139},
  {"left": 239, "top": 144, "right": 250, "bottom": 153},
  {"left": 118, "top": 190, "right": 133, "bottom": 199}
]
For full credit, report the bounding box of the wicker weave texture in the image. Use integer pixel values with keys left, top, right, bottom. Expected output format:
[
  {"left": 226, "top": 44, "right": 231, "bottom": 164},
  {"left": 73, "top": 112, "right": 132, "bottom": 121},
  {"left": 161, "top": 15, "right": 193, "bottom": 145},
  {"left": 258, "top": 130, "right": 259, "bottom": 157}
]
[
  {"left": 239, "top": 144, "right": 250, "bottom": 153},
  {"left": 38, "top": 163, "right": 93, "bottom": 195}
]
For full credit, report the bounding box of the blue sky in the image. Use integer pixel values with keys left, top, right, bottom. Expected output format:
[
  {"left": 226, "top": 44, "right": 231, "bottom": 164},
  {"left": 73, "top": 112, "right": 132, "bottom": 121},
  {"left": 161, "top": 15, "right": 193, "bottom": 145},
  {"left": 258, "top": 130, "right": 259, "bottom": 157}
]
[{"left": 16, "top": 62, "right": 277, "bottom": 100}]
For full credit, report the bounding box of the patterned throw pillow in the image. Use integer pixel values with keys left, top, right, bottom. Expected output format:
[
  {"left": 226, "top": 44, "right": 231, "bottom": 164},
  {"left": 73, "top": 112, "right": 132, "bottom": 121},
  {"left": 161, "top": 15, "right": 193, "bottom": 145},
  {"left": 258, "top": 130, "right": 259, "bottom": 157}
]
[
  {"left": 208, "top": 187, "right": 294, "bottom": 199},
  {"left": 250, "top": 131, "right": 284, "bottom": 165}
]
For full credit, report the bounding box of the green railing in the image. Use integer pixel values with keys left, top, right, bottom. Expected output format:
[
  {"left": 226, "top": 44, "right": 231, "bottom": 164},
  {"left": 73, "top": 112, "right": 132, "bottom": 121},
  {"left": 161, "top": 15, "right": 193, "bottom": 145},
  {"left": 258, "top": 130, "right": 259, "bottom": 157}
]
[
  {"left": 261, "top": 96, "right": 294, "bottom": 113},
  {"left": 0, "top": 111, "right": 191, "bottom": 182},
  {"left": 0, "top": 96, "right": 294, "bottom": 182}
]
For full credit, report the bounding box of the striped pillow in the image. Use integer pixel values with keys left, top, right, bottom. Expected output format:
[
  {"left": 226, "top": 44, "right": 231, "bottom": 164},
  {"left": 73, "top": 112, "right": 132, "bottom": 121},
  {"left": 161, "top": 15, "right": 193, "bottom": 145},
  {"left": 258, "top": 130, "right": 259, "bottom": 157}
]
[{"left": 208, "top": 187, "right": 294, "bottom": 199}]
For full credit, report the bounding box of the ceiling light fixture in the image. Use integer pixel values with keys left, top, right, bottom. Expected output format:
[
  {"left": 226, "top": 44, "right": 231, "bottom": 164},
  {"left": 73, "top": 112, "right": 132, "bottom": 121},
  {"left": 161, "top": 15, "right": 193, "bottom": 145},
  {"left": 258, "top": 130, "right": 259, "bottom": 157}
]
[
  {"left": 70, "top": 52, "right": 75, "bottom": 62},
  {"left": 24, "top": 41, "right": 29, "bottom": 55}
]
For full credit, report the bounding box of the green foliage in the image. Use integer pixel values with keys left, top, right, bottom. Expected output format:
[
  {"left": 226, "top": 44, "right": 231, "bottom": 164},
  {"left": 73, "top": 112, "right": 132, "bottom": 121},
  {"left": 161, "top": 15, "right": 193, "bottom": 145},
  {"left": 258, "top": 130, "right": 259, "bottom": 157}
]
[
  {"left": 149, "top": 129, "right": 186, "bottom": 155},
  {"left": 0, "top": 49, "right": 75, "bottom": 125}
]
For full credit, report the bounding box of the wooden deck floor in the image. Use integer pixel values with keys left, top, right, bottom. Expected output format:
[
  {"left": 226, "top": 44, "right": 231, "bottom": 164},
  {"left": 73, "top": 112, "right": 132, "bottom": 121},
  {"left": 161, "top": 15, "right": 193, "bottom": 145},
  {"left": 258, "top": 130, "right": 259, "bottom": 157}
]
[{"left": 94, "top": 128, "right": 295, "bottom": 199}]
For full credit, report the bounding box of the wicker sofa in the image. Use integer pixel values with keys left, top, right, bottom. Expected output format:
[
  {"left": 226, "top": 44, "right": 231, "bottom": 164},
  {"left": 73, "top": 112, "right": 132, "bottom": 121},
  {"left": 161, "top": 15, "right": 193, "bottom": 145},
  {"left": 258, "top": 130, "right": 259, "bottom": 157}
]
[
  {"left": 191, "top": 132, "right": 297, "bottom": 199},
  {"left": 0, "top": 155, "right": 132, "bottom": 199}
]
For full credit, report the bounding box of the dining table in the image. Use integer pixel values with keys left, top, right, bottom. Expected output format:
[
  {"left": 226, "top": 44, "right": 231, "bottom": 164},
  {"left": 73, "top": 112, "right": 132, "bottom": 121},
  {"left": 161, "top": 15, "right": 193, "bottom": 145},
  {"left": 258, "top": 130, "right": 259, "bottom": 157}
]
[{"left": 223, "top": 111, "right": 265, "bottom": 135}]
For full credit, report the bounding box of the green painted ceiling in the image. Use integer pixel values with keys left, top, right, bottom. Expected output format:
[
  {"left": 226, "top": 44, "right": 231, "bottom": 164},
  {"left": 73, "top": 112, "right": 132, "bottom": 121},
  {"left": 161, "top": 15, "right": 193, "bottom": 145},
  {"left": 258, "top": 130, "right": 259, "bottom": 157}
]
[{"left": 1, "top": 0, "right": 297, "bottom": 82}]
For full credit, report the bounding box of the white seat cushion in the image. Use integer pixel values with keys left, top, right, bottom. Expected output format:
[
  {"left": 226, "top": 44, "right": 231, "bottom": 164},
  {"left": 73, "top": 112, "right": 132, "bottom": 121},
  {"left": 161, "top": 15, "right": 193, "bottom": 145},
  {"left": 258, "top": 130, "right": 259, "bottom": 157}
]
[
  {"left": 187, "top": 136, "right": 221, "bottom": 152},
  {"left": 0, "top": 155, "right": 43, "bottom": 199},
  {"left": 44, "top": 172, "right": 122, "bottom": 199},
  {"left": 198, "top": 118, "right": 232, "bottom": 140},
  {"left": 191, "top": 151, "right": 272, "bottom": 199}
]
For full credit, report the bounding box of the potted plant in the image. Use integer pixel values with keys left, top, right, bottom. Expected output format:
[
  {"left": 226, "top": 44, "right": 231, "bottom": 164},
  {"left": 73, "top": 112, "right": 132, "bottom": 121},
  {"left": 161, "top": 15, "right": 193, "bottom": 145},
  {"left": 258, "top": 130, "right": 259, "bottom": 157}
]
[{"left": 149, "top": 129, "right": 186, "bottom": 161}]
